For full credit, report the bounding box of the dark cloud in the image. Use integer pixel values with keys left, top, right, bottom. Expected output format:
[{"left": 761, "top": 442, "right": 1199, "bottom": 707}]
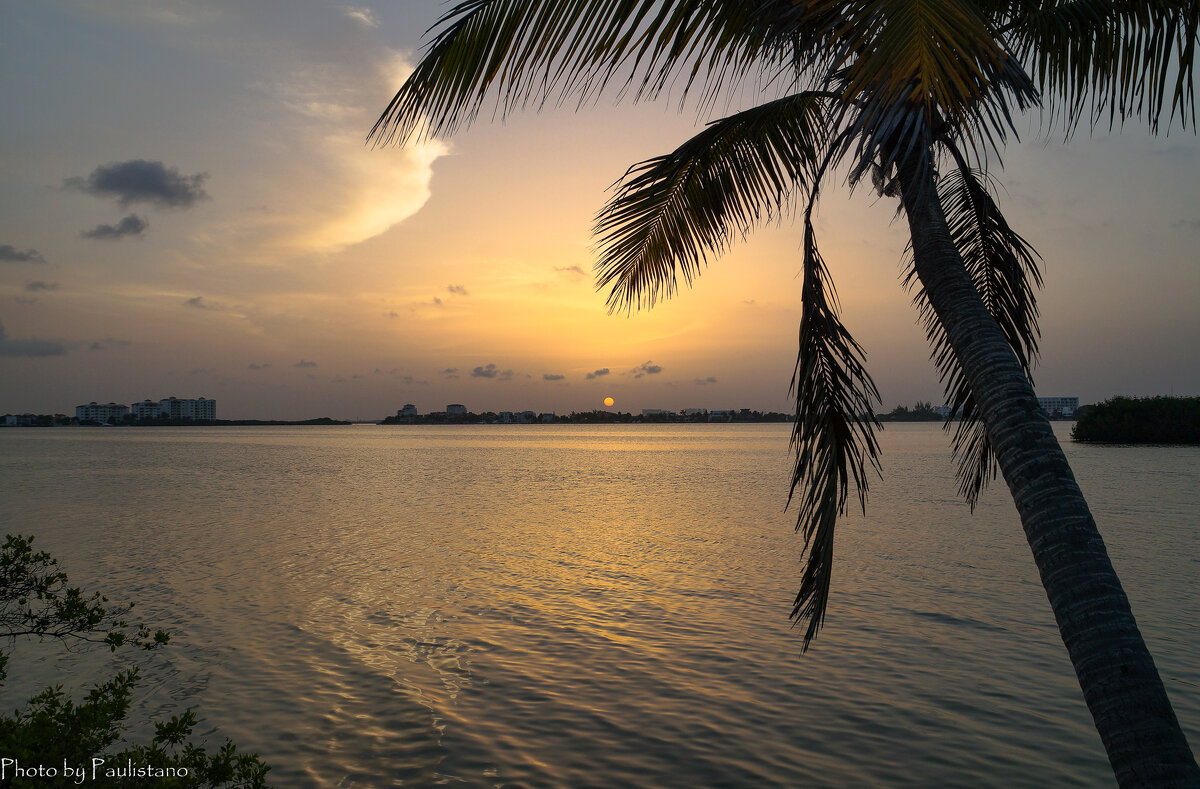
[
  {"left": 188, "top": 368, "right": 210, "bottom": 375},
  {"left": 0, "top": 321, "right": 67, "bottom": 357},
  {"left": 633, "top": 360, "right": 663, "bottom": 378},
  {"left": 543, "top": 373, "right": 566, "bottom": 381},
  {"left": 447, "top": 284, "right": 469, "bottom": 295},
  {"left": 585, "top": 367, "right": 610, "bottom": 380},
  {"left": 294, "top": 359, "right": 318, "bottom": 368},
  {"left": 25, "top": 281, "right": 58, "bottom": 292},
  {"left": 81, "top": 214, "right": 148, "bottom": 240},
  {"left": 65, "top": 160, "right": 209, "bottom": 208},
  {"left": 555, "top": 265, "right": 586, "bottom": 277},
  {"left": 0, "top": 245, "right": 45, "bottom": 264},
  {"left": 694, "top": 376, "right": 718, "bottom": 385},
  {"left": 385, "top": 311, "right": 399, "bottom": 318},
  {"left": 471, "top": 363, "right": 513, "bottom": 380},
  {"left": 441, "top": 367, "right": 459, "bottom": 380},
  {"left": 184, "top": 296, "right": 216, "bottom": 310},
  {"left": 248, "top": 362, "right": 271, "bottom": 370}
]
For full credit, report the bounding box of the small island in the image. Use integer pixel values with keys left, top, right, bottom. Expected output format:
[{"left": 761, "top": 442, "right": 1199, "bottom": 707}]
[{"left": 1071, "top": 396, "right": 1200, "bottom": 444}]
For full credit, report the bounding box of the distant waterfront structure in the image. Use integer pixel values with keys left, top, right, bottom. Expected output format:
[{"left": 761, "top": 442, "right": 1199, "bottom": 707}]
[
  {"left": 77, "top": 397, "right": 215, "bottom": 423},
  {"left": 446, "top": 403, "right": 467, "bottom": 416},
  {"left": 75, "top": 402, "right": 130, "bottom": 423},
  {"left": 1037, "top": 397, "right": 1079, "bottom": 418}
]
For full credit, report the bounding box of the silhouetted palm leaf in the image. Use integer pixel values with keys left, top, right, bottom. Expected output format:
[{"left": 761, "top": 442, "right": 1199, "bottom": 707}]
[
  {"left": 370, "top": 0, "right": 788, "bottom": 144},
  {"left": 1006, "top": 0, "right": 1199, "bottom": 129},
  {"left": 789, "top": 211, "right": 882, "bottom": 649},
  {"left": 595, "top": 92, "right": 832, "bottom": 311}
]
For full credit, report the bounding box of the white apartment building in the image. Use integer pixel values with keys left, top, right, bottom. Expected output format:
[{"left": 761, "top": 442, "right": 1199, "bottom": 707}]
[
  {"left": 75, "top": 402, "right": 130, "bottom": 423},
  {"left": 1037, "top": 397, "right": 1079, "bottom": 417},
  {"left": 446, "top": 403, "right": 468, "bottom": 416}
]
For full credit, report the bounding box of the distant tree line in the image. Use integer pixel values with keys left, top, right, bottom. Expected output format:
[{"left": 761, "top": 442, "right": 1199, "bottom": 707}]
[
  {"left": 1071, "top": 396, "right": 1200, "bottom": 444},
  {"left": 876, "top": 401, "right": 943, "bottom": 422}
]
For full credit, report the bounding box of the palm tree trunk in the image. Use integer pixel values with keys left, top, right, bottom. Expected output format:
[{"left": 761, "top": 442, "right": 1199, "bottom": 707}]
[{"left": 896, "top": 158, "right": 1199, "bottom": 787}]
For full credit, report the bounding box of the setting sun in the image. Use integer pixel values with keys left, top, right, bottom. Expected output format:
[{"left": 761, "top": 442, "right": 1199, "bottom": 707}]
[{"left": 603, "top": 397, "right": 615, "bottom": 407}]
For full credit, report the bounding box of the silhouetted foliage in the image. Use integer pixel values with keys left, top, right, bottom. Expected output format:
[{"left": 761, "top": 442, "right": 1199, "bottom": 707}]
[
  {"left": 0, "top": 535, "right": 270, "bottom": 787},
  {"left": 1072, "top": 396, "right": 1200, "bottom": 444}
]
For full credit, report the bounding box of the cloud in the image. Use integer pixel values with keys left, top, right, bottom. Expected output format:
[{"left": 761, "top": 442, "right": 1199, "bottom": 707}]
[
  {"left": 65, "top": 159, "right": 209, "bottom": 208},
  {"left": 0, "top": 245, "right": 45, "bottom": 264},
  {"left": 14, "top": 296, "right": 39, "bottom": 305},
  {"left": 81, "top": 214, "right": 148, "bottom": 240},
  {"left": 385, "top": 311, "right": 399, "bottom": 318},
  {"left": 0, "top": 321, "right": 67, "bottom": 357},
  {"left": 555, "top": 265, "right": 586, "bottom": 277},
  {"left": 632, "top": 360, "right": 663, "bottom": 378},
  {"left": 447, "top": 284, "right": 468, "bottom": 296},
  {"left": 25, "top": 281, "right": 58, "bottom": 292},
  {"left": 694, "top": 376, "right": 718, "bottom": 385},
  {"left": 585, "top": 368, "right": 610, "bottom": 380},
  {"left": 471, "top": 363, "right": 513, "bottom": 380},
  {"left": 342, "top": 5, "right": 378, "bottom": 27},
  {"left": 1172, "top": 219, "right": 1200, "bottom": 230},
  {"left": 188, "top": 367, "right": 211, "bottom": 375},
  {"left": 184, "top": 296, "right": 217, "bottom": 310},
  {"left": 543, "top": 373, "right": 566, "bottom": 381},
  {"left": 294, "top": 359, "right": 318, "bottom": 368},
  {"left": 248, "top": 362, "right": 271, "bottom": 370},
  {"left": 441, "top": 367, "right": 459, "bottom": 380}
]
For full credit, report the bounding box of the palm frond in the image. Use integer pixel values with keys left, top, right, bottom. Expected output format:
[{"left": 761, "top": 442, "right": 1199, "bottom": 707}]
[
  {"left": 1005, "top": 0, "right": 1199, "bottom": 130},
  {"left": 825, "top": 0, "right": 1036, "bottom": 187},
  {"left": 595, "top": 92, "right": 833, "bottom": 311},
  {"left": 906, "top": 143, "right": 1042, "bottom": 507},
  {"left": 369, "top": 0, "right": 787, "bottom": 144},
  {"left": 790, "top": 213, "right": 882, "bottom": 650}
]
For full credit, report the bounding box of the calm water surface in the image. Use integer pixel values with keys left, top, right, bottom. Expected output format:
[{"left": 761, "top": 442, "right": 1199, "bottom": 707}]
[{"left": 0, "top": 424, "right": 1196, "bottom": 787}]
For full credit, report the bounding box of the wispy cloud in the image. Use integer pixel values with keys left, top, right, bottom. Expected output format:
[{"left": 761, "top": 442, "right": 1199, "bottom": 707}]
[
  {"left": 543, "top": 373, "right": 566, "bottom": 381},
  {"left": 248, "top": 362, "right": 271, "bottom": 370},
  {"left": 0, "top": 245, "right": 46, "bottom": 264},
  {"left": 694, "top": 376, "right": 718, "bottom": 385},
  {"left": 555, "top": 265, "right": 586, "bottom": 277},
  {"left": 471, "top": 363, "right": 513, "bottom": 380},
  {"left": 184, "top": 296, "right": 218, "bottom": 310},
  {"left": 447, "top": 284, "right": 468, "bottom": 296},
  {"left": 585, "top": 367, "right": 610, "bottom": 380},
  {"left": 0, "top": 320, "right": 67, "bottom": 357},
  {"left": 294, "top": 359, "right": 318, "bottom": 368},
  {"left": 81, "top": 214, "right": 148, "bottom": 240},
  {"left": 25, "top": 281, "right": 58, "bottom": 292},
  {"left": 632, "top": 360, "right": 663, "bottom": 378},
  {"left": 65, "top": 159, "right": 209, "bottom": 208}
]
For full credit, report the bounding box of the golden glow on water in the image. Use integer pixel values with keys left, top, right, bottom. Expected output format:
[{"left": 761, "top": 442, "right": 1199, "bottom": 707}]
[{"left": 0, "top": 425, "right": 1195, "bottom": 786}]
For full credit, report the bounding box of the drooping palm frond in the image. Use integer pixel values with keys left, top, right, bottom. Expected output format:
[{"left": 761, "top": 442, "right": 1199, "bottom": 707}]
[
  {"left": 790, "top": 212, "right": 882, "bottom": 650},
  {"left": 369, "top": 0, "right": 791, "bottom": 144},
  {"left": 594, "top": 92, "right": 833, "bottom": 311},
  {"left": 1004, "top": 0, "right": 1199, "bottom": 130},
  {"left": 906, "top": 143, "right": 1042, "bottom": 507}
]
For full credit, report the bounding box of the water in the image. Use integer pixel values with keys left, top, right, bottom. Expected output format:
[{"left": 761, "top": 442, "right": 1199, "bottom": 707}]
[{"left": 0, "top": 423, "right": 1196, "bottom": 787}]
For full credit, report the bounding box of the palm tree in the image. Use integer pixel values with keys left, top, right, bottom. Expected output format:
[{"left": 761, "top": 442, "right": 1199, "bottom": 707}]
[{"left": 371, "top": 2, "right": 1199, "bottom": 783}]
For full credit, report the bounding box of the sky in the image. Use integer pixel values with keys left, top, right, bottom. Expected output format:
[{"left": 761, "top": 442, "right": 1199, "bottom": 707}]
[{"left": 1, "top": 1, "right": 1198, "bottom": 420}]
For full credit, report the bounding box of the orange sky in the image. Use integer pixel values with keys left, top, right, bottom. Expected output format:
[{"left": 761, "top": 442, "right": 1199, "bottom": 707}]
[{"left": 1, "top": 2, "right": 1198, "bottom": 419}]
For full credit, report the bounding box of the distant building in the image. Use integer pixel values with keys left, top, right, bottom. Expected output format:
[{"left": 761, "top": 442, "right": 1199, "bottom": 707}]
[
  {"left": 398, "top": 404, "right": 418, "bottom": 418},
  {"left": 446, "top": 403, "right": 467, "bottom": 416},
  {"left": 1037, "top": 397, "right": 1079, "bottom": 418},
  {"left": 131, "top": 400, "right": 160, "bottom": 420},
  {"left": 75, "top": 402, "right": 130, "bottom": 423},
  {"left": 709, "top": 409, "right": 734, "bottom": 422},
  {"left": 157, "top": 397, "right": 216, "bottom": 421}
]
